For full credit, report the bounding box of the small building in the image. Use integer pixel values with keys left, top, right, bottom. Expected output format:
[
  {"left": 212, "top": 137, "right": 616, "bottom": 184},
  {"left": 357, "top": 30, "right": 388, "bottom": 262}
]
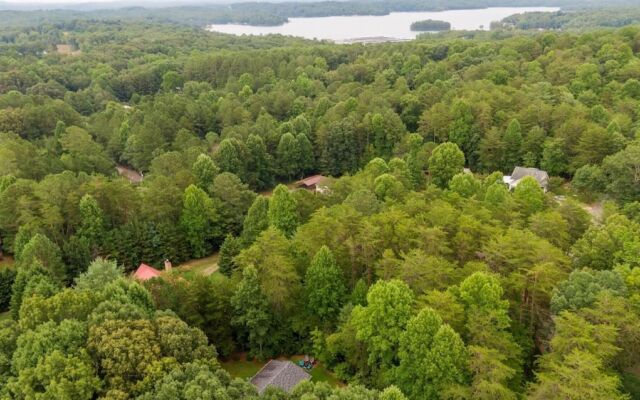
[
  {"left": 296, "top": 175, "right": 329, "bottom": 194},
  {"left": 250, "top": 360, "right": 311, "bottom": 394},
  {"left": 503, "top": 167, "right": 549, "bottom": 192},
  {"left": 133, "top": 263, "right": 162, "bottom": 281}
]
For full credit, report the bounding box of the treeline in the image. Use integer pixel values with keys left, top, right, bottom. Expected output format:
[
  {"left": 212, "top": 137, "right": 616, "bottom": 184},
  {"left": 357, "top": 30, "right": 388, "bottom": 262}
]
[
  {"left": 410, "top": 19, "right": 451, "bottom": 32},
  {"left": 493, "top": 8, "right": 640, "bottom": 30},
  {"left": 3, "top": 0, "right": 640, "bottom": 28}
]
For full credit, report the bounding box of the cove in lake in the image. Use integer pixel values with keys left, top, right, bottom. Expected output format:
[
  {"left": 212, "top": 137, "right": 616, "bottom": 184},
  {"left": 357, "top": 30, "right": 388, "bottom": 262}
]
[{"left": 207, "top": 7, "right": 559, "bottom": 42}]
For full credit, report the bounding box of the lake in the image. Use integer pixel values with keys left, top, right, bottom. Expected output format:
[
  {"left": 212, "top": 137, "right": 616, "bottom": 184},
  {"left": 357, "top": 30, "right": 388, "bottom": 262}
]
[{"left": 207, "top": 7, "right": 559, "bottom": 42}]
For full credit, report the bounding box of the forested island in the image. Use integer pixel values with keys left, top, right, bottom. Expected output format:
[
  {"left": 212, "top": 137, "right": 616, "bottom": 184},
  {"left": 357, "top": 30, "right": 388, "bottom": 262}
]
[
  {"left": 1, "top": 1, "right": 640, "bottom": 399},
  {"left": 410, "top": 19, "right": 451, "bottom": 31}
]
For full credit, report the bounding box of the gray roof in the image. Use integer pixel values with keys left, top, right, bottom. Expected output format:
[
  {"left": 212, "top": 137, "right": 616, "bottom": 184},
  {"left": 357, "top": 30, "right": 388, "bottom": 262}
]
[
  {"left": 250, "top": 360, "right": 311, "bottom": 394},
  {"left": 510, "top": 167, "right": 549, "bottom": 187}
]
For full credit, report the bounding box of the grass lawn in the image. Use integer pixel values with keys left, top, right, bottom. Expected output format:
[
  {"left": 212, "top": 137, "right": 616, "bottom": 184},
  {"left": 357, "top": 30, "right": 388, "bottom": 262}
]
[
  {"left": 289, "top": 355, "right": 342, "bottom": 387},
  {"left": 220, "top": 354, "right": 342, "bottom": 387},
  {"left": 174, "top": 253, "right": 220, "bottom": 278},
  {"left": 220, "top": 355, "right": 264, "bottom": 379},
  {"left": 0, "top": 311, "right": 10, "bottom": 321}
]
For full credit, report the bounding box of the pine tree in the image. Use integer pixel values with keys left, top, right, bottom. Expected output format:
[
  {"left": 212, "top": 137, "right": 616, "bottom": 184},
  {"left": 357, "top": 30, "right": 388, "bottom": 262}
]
[
  {"left": 180, "top": 185, "right": 217, "bottom": 258},
  {"left": 78, "top": 194, "right": 105, "bottom": 256},
  {"left": 231, "top": 266, "right": 272, "bottom": 359},
  {"left": 268, "top": 185, "right": 299, "bottom": 238},
  {"left": 296, "top": 133, "right": 315, "bottom": 176},
  {"left": 305, "top": 246, "right": 346, "bottom": 329},
  {"left": 502, "top": 119, "right": 523, "bottom": 172},
  {"left": 218, "top": 234, "right": 242, "bottom": 276},
  {"left": 277, "top": 132, "right": 299, "bottom": 180},
  {"left": 241, "top": 196, "right": 270, "bottom": 246},
  {"left": 245, "top": 134, "right": 273, "bottom": 191}
]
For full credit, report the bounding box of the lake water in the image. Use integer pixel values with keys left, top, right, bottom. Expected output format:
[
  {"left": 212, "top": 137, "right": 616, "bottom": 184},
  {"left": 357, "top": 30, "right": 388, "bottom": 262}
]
[{"left": 207, "top": 7, "right": 559, "bottom": 42}]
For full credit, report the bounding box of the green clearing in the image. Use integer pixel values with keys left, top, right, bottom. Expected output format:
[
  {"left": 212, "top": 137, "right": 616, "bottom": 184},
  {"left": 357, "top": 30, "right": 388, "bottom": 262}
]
[
  {"left": 220, "top": 354, "right": 342, "bottom": 387},
  {"left": 174, "top": 253, "right": 220, "bottom": 279},
  {"left": 220, "top": 356, "right": 264, "bottom": 379},
  {"left": 0, "top": 311, "right": 10, "bottom": 321}
]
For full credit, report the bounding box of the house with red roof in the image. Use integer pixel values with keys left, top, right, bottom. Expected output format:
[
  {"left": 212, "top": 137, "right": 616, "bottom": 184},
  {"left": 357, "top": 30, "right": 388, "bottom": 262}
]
[
  {"left": 133, "top": 263, "right": 162, "bottom": 281},
  {"left": 296, "top": 175, "right": 330, "bottom": 194}
]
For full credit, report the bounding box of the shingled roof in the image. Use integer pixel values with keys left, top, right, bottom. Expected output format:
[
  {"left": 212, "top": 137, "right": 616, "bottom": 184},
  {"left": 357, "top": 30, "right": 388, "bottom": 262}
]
[
  {"left": 506, "top": 167, "right": 550, "bottom": 191},
  {"left": 250, "top": 360, "right": 311, "bottom": 394}
]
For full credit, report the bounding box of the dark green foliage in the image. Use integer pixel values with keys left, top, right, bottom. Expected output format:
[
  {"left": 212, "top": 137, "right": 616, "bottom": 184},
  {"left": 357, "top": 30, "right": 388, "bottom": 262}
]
[
  {"left": 551, "top": 269, "right": 628, "bottom": 313},
  {"left": 218, "top": 234, "right": 243, "bottom": 276},
  {"left": 410, "top": 19, "right": 451, "bottom": 31},
  {"left": 0, "top": 267, "right": 15, "bottom": 311}
]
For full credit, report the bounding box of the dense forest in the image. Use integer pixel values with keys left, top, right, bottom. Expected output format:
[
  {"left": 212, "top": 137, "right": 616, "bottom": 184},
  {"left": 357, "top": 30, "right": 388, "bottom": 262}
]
[
  {"left": 493, "top": 9, "right": 640, "bottom": 30},
  {"left": 1, "top": 8, "right": 640, "bottom": 400}
]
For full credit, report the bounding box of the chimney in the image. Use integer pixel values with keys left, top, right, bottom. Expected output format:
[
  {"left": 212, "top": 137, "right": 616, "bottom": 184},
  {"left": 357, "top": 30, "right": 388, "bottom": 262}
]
[{"left": 164, "top": 259, "right": 172, "bottom": 272}]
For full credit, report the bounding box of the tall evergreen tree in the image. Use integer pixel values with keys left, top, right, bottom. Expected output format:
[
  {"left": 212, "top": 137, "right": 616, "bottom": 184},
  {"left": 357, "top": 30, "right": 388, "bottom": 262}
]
[
  {"left": 78, "top": 194, "right": 105, "bottom": 256},
  {"left": 241, "top": 196, "right": 270, "bottom": 246},
  {"left": 218, "top": 234, "right": 243, "bottom": 276},
  {"left": 231, "top": 266, "right": 272, "bottom": 360},
  {"left": 296, "top": 133, "right": 315, "bottom": 176},
  {"left": 305, "top": 246, "right": 346, "bottom": 329},
  {"left": 268, "top": 185, "right": 299, "bottom": 239},
  {"left": 502, "top": 119, "right": 523, "bottom": 172},
  {"left": 180, "top": 185, "right": 218, "bottom": 258}
]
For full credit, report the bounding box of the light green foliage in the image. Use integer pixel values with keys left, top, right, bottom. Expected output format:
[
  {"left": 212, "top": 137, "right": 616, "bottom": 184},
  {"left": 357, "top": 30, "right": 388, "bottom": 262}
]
[
  {"left": 379, "top": 386, "right": 408, "bottom": 400},
  {"left": 60, "top": 126, "right": 114, "bottom": 175},
  {"left": 572, "top": 214, "right": 640, "bottom": 270},
  {"left": 529, "top": 210, "right": 570, "bottom": 250},
  {"left": 241, "top": 196, "right": 270, "bottom": 246},
  {"left": 18, "top": 234, "right": 65, "bottom": 282},
  {"left": 7, "top": 350, "right": 101, "bottom": 400},
  {"left": 138, "top": 361, "right": 257, "bottom": 400},
  {"left": 192, "top": 153, "right": 219, "bottom": 190},
  {"left": 74, "top": 258, "right": 122, "bottom": 291},
  {"left": 540, "top": 138, "right": 568, "bottom": 176},
  {"left": 352, "top": 280, "right": 414, "bottom": 370},
  {"left": 528, "top": 349, "right": 628, "bottom": 400},
  {"left": 12, "top": 319, "right": 87, "bottom": 372},
  {"left": 513, "top": 176, "right": 545, "bottom": 217},
  {"left": 277, "top": 132, "right": 299, "bottom": 180},
  {"left": 397, "top": 308, "right": 468, "bottom": 399},
  {"left": 428, "top": 142, "right": 465, "bottom": 188},
  {"left": 88, "top": 319, "right": 161, "bottom": 390},
  {"left": 231, "top": 266, "right": 272, "bottom": 360},
  {"left": 218, "top": 234, "right": 243, "bottom": 276},
  {"left": 449, "top": 173, "right": 481, "bottom": 198},
  {"left": 305, "top": 246, "right": 347, "bottom": 329},
  {"left": 180, "top": 184, "right": 218, "bottom": 258},
  {"left": 502, "top": 119, "right": 523, "bottom": 172},
  {"left": 602, "top": 143, "right": 640, "bottom": 203},
  {"left": 268, "top": 185, "right": 299, "bottom": 238}
]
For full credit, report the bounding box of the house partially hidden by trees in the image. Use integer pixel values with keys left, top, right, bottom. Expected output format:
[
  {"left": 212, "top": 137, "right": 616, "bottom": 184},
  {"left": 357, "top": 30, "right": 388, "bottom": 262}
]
[
  {"left": 133, "top": 263, "right": 161, "bottom": 281},
  {"left": 250, "top": 360, "right": 311, "bottom": 394},
  {"left": 503, "top": 167, "right": 550, "bottom": 192},
  {"left": 296, "top": 175, "right": 329, "bottom": 194}
]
